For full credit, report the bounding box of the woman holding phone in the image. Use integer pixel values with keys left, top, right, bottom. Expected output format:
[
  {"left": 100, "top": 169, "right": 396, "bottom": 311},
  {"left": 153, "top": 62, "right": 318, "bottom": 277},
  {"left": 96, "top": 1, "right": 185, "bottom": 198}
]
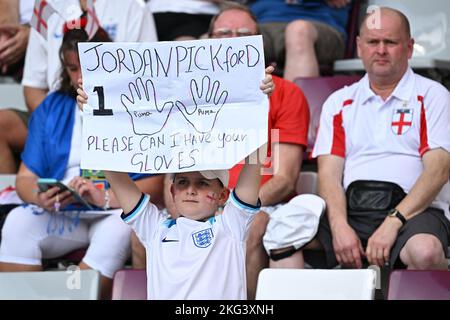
[{"left": 0, "top": 19, "right": 162, "bottom": 299}]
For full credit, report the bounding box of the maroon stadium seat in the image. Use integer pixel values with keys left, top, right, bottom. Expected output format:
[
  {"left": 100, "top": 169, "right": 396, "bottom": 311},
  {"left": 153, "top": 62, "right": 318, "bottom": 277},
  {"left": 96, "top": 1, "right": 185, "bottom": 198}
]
[
  {"left": 112, "top": 269, "right": 147, "bottom": 300},
  {"left": 387, "top": 270, "right": 450, "bottom": 300},
  {"left": 343, "top": 0, "right": 361, "bottom": 59},
  {"left": 293, "top": 75, "right": 362, "bottom": 159},
  {"left": 42, "top": 247, "right": 88, "bottom": 270}
]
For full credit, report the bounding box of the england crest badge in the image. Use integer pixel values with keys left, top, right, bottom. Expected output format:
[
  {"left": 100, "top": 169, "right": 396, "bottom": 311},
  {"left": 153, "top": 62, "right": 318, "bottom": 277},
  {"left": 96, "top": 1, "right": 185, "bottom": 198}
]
[
  {"left": 391, "top": 107, "right": 413, "bottom": 135},
  {"left": 192, "top": 228, "right": 214, "bottom": 248}
]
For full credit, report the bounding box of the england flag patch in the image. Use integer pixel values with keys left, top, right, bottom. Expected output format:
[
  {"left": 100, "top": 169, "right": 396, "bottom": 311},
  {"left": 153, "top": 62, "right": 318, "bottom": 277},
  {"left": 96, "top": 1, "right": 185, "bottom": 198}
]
[
  {"left": 391, "top": 108, "right": 413, "bottom": 135},
  {"left": 192, "top": 228, "right": 214, "bottom": 248}
]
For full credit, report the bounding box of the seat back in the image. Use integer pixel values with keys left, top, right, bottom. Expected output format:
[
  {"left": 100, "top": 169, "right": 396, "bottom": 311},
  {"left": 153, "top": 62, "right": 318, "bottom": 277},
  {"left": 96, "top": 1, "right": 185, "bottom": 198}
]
[
  {"left": 0, "top": 270, "right": 100, "bottom": 299},
  {"left": 335, "top": 0, "right": 450, "bottom": 72},
  {"left": 112, "top": 269, "right": 147, "bottom": 300},
  {"left": 387, "top": 270, "right": 450, "bottom": 300},
  {"left": 366, "top": 0, "right": 450, "bottom": 61},
  {"left": 0, "top": 84, "right": 27, "bottom": 111},
  {"left": 343, "top": 0, "right": 362, "bottom": 59},
  {"left": 42, "top": 248, "right": 88, "bottom": 271},
  {"left": 294, "top": 75, "right": 361, "bottom": 158},
  {"left": 0, "top": 174, "right": 16, "bottom": 190},
  {"left": 256, "top": 268, "right": 376, "bottom": 300},
  {"left": 295, "top": 171, "right": 318, "bottom": 195}
]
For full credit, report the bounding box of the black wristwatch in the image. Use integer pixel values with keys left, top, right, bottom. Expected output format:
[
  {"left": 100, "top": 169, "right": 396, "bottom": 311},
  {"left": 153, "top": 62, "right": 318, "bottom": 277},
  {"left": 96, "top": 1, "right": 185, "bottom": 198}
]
[{"left": 388, "top": 208, "right": 407, "bottom": 225}]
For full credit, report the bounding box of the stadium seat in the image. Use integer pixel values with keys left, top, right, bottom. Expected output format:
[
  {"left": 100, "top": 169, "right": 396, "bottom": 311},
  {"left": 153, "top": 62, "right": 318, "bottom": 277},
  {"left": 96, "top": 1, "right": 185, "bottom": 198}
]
[
  {"left": 296, "top": 171, "right": 318, "bottom": 195},
  {"left": 0, "top": 84, "right": 27, "bottom": 111},
  {"left": 0, "top": 174, "right": 16, "bottom": 190},
  {"left": 256, "top": 268, "right": 376, "bottom": 300},
  {"left": 111, "top": 269, "right": 147, "bottom": 300},
  {"left": 0, "top": 269, "right": 101, "bottom": 299},
  {"left": 334, "top": 0, "right": 450, "bottom": 74},
  {"left": 387, "top": 270, "right": 450, "bottom": 300},
  {"left": 42, "top": 248, "right": 88, "bottom": 271},
  {"left": 294, "top": 75, "right": 361, "bottom": 158},
  {"left": 62, "top": 248, "right": 87, "bottom": 262},
  {"left": 343, "top": 0, "right": 362, "bottom": 59}
]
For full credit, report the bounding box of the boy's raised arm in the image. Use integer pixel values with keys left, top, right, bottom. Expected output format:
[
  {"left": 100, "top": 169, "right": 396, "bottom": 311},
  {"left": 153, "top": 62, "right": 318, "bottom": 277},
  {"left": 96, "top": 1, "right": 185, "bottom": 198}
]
[
  {"left": 104, "top": 171, "right": 142, "bottom": 214},
  {"left": 76, "top": 83, "right": 141, "bottom": 214},
  {"left": 234, "top": 145, "right": 266, "bottom": 206}
]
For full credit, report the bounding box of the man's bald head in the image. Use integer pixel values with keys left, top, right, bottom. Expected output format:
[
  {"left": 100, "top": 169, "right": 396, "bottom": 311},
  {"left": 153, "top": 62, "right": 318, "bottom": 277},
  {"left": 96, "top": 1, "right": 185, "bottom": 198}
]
[{"left": 360, "top": 7, "right": 411, "bottom": 39}]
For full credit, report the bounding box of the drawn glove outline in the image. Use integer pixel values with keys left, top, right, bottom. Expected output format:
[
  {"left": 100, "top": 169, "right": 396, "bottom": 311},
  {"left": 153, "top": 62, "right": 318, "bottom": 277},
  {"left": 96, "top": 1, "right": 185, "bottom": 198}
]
[
  {"left": 175, "top": 75, "right": 229, "bottom": 134},
  {"left": 121, "top": 77, "right": 174, "bottom": 136}
]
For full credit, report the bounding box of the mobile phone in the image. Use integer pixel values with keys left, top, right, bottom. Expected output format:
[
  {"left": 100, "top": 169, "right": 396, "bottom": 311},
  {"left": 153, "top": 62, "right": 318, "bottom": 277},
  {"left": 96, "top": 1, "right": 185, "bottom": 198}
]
[
  {"left": 37, "top": 178, "right": 69, "bottom": 193},
  {"left": 37, "top": 178, "right": 93, "bottom": 209}
]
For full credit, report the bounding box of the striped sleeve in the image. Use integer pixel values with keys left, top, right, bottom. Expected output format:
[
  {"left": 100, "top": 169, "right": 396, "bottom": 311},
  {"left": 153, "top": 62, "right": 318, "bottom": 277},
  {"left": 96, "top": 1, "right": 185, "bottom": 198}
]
[
  {"left": 229, "top": 190, "right": 261, "bottom": 214},
  {"left": 418, "top": 86, "right": 450, "bottom": 156},
  {"left": 120, "top": 193, "right": 150, "bottom": 223},
  {"left": 220, "top": 190, "right": 261, "bottom": 240},
  {"left": 120, "top": 193, "right": 160, "bottom": 244}
]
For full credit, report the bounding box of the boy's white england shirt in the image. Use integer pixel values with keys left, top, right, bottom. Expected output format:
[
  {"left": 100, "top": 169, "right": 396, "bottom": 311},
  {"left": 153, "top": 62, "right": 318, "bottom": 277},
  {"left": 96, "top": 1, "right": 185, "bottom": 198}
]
[{"left": 121, "top": 191, "right": 259, "bottom": 300}]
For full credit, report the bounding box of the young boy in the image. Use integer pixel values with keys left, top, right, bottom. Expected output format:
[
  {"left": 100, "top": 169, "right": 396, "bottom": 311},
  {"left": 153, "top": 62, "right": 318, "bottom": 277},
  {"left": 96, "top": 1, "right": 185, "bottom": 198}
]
[
  {"left": 105, "top": 153, "right": 262, "bottom": 300},
  {"left": 77, "top": 65, "right": 273, "bottom": 300}
]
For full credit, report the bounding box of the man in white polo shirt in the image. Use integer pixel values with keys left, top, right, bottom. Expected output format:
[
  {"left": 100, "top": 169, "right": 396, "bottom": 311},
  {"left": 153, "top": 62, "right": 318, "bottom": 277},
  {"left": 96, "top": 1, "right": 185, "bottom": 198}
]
[{"left": 312, "top": 7, "right": 450, "bottom": 270}]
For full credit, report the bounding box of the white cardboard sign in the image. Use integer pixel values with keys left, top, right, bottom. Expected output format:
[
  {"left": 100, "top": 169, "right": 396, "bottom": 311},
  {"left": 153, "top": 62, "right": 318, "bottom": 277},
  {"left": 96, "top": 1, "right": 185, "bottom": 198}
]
[{"left": 78, "top": 35, "right": 268, "bottom": 174}]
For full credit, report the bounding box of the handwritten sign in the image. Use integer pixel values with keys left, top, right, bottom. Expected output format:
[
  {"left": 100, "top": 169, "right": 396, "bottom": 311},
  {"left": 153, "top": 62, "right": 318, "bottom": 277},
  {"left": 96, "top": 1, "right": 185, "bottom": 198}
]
[{"left": 79, "top": 36, "right": 268, "bottom": 173}]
